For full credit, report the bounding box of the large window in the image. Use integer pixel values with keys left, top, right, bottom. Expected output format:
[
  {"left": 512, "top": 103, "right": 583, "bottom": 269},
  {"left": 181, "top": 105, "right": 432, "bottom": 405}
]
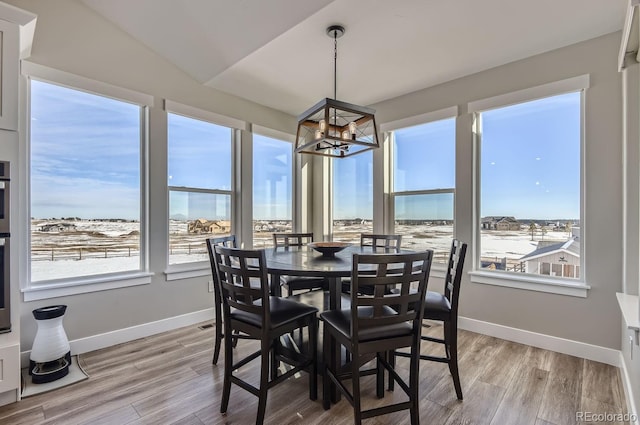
[
  {"left": 168, "top": 113, "right": 232, "bottom": 265},
  {"left": 253, "top": 134, "right": 292, "bottom": 248},
  {"left": 392, "top": 118, "right": 455, "bottom": 263},
  {"left": 30, "top": 79, "right": 144, "bottom": 282},
  {"left": 333, "top": 151, "right": 373, "bottom": 242},
  {"left": 478, "top": 91, "right": 581, "bottom": 280}
]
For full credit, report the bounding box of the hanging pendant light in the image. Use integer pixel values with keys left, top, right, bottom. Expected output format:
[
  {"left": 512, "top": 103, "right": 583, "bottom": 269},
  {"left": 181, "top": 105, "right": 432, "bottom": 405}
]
[{"left": 295, "top": 25, "right": 380, "bottom": 158}]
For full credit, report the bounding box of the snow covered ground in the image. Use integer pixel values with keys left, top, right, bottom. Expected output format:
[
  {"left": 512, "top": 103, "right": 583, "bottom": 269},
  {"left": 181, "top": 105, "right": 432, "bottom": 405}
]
[{"left": 30, "top": 220, "right": 573, "bottom": 281}]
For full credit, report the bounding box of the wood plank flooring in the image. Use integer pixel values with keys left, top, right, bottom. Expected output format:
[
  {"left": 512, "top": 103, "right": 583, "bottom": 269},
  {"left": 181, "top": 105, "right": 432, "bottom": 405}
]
[{"left": 0, "top": 321, "right": 628, "bottom": 424}]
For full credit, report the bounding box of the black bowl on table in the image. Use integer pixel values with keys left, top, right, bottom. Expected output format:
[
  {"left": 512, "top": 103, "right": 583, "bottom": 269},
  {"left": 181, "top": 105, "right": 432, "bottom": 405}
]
[{"left": 308, "top": 242, "right": 350, "bottom": 257}]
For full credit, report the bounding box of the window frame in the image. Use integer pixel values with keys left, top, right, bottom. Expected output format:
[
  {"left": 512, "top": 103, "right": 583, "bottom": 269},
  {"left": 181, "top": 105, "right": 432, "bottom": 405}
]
[
  {"left": 468, "top": 75, "right": 590, "bottom": 297},
  {"left": 331, "top": 149, "right": 374, "bottom": 243},
  {"left": 20, "top": 62, "right": 154, "bottom": 301},
  {"left": 164, "top": 100, "right": 245, "bottom": 280},
  {"left": 251, "top": 129, "right": 295, "bottom": 249},
  {"left": 382, "top": 107, "right": 458, "bottom": 273}
]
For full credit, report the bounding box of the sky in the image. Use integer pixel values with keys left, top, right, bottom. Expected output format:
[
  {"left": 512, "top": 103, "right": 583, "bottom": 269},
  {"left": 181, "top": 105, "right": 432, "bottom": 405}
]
[{"left": 31, "top": 79, "right": 580, "bottom": 222}]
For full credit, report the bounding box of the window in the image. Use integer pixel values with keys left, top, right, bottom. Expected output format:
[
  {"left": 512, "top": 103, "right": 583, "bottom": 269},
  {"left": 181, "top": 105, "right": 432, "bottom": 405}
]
[
  {"left": 391, "top": 118, "right": 455, "bottom": 263},
  {"left": 333, "top": 151, "right": 373, "bottom": 242},
  {"left": 30, "top": 79, "right": 145, "bottom": 282},
  {"left": 477, "top": 91, "right": 581, "bottom": 280},
  {"left": 253, "top": 134, "right": 293, "bottom": 248},
  {"left": 167, "top": 113, "right": 232, "bottom": 265}
]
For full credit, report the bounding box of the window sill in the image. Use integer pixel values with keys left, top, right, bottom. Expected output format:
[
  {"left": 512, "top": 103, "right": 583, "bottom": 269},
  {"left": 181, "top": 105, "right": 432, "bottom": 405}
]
[
  {"left": 469, "top": 270, "right": 590, "bottom": 298},
  {"left": 616, "top": 292, "right": 639, "bottom": 339},
  {"left": 22, "top": 272, "right": 154, "bottom": 302},
  {"left": 165, "top": 262, "right": 211, "bottom": 281}
]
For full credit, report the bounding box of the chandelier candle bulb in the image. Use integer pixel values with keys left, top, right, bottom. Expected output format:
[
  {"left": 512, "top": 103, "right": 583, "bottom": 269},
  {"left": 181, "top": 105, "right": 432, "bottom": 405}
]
[
  {"left": 315, "top": 129, "right": 322, "bottom": 140},
  {"left": 349, "top": 121, "right": 357, "bottom": 137},
  {"left": 342, "top": 130, "right": 350, "bottom": 140},
  {"left": 319, "top": 119, "right": 326, "bottom": 133}
]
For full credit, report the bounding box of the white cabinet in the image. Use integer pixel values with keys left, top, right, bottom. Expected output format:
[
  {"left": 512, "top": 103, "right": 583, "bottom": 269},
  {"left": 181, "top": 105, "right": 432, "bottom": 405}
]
[
  {"left": 0, "top": 344, "right": 19, "bottom": 394},
  {"left": 0, "top": 1, "right": 37, "bottom": 406}
]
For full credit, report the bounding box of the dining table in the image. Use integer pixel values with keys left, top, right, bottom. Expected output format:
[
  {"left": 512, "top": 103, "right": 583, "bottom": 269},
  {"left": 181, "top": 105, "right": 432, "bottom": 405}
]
[
  {"left": 263, "top": 243, "right": 417, "bottom": 402},
  {"left": 265, "top": 243, "right": 413, "bottom": 305}
]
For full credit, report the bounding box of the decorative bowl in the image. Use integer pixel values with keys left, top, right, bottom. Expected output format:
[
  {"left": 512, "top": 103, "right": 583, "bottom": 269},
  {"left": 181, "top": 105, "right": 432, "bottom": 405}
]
[{"left": 308, "top": 242, "right": 350, "bottom": 257}]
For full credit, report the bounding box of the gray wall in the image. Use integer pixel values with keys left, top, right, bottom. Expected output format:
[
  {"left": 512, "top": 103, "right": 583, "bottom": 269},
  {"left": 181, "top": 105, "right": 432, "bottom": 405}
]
[
  {"left": 372, "top": 32, "right": 623, "bottom": 350},
  {"left": 6, "top": 0, "right": 625, "bottom": 356}
]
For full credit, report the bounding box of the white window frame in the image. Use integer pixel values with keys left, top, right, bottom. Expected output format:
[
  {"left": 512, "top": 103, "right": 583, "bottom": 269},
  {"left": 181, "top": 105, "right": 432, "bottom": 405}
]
[
  {"left": 468, "top": 75, "right": 590, "bottom": 298},
  {"left": 164, "top": 100, "right": 246, "bottom": 280},
  {"left": 20, "top": 62, "right": 154, "bottom": 301},
  {"left": 381, "top": 106, "right": 458, "bottom": 277},
  {"left": 251, "top": 125, "right": 295, "bottom": 248}
]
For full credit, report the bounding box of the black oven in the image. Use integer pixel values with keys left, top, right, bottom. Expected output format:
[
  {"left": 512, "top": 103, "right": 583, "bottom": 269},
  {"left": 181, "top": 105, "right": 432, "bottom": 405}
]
[{"left": 0, "top": 161, "right": 10, "bottom": 333}]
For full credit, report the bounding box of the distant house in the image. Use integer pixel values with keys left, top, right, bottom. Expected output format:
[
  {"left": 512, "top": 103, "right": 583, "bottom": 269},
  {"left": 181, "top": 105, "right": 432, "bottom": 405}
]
[
  {"left": 520, "top": 236, "right": 580, "bottom": 278},
  {"left": 481, "top": 216, "right": 521, "bottom": 231},
  {"left": 38, "top": 222, "right": 77, "bottom": 232},
  {"left": 187, "top": 219, "right": 230, "bottom": 234}
]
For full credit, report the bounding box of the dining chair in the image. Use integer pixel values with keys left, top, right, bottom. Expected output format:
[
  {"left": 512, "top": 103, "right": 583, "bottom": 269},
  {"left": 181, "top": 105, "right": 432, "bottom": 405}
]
[
  {"left": 212, "top": 245, "right": 318, "bottom": 425},
  {"left": 395, "top": 239, "right": 467, "bottom": 400},
  {"left": 342, "top": 233, "right": 404, "bottom": 295},
  {"left": 272, "top": 232, "right": 329, "bottom": 295},
  {"left": 360, "top": 233, "right": 402, "bottom": 251},
  {"left": 205, "top": 235, "right": 237, "bottom": 365},
  {"left": 321, "top": 250, "right": 433, "bottom": 425}
]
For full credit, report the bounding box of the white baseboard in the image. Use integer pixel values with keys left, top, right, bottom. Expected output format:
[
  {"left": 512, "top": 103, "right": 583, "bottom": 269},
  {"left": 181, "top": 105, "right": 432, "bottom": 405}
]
[
  {"left": 619, "top": 352, "right": 639, "bottom": 425},
  {"left": 20, "top": 308, "right": 215, "bottom": 367},
  {"left": 458, "top": 316, "right": 620, "bottom": 366}
]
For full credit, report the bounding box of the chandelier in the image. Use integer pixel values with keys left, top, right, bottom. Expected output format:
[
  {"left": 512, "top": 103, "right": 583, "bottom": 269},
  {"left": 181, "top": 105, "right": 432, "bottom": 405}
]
[{"left": 295, "top": 25, "right": 380, "bottom": 158}]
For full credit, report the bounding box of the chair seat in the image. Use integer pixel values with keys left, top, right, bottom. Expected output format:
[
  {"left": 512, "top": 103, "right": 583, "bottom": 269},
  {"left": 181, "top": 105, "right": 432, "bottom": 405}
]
[
  {"left": 320, "top": 306, "right": 412, "bottom": 342},
  {"left": 231, "top": 296, "right": 318, "bottom": 329},
  {"left": 288, "top": 290, "right": 351, "bottom": 312},
  {"left": 282, "top": 275, "right": 328, "bottom": 291},
  {"left": 423, "top": 291, "right": 451, "bottom": 321}
]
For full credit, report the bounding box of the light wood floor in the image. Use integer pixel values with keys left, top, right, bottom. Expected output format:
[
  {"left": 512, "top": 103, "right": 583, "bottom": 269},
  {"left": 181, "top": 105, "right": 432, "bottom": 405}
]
[{"left": 0, "top": 321, "right": 628, "bottom": 425}]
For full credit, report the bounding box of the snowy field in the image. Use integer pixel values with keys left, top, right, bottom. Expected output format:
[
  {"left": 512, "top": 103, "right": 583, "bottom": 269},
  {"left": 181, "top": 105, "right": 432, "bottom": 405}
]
[{"left": 30, "top": 219, "right": 573, "bottom": 281}]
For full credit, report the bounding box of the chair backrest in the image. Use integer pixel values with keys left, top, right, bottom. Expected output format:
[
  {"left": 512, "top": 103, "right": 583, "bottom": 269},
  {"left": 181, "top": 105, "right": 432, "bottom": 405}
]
[
  {"left": 350, "top": 250, "right": 433, "bottom": 342},
  {"left": 206, "top": 235, "right": 237, "bottom": 285},
  {"left": 273, "top": 232, "right": 314, "bottom": 248},
  {"left": 360, "top": 234, "right": 402, "bottom": 252},
  {"left": 444, "top": 239, "right": 467, "bottom": 318},
  {"left": 213, "top": 246, "right": 272, "bottom": 328}
]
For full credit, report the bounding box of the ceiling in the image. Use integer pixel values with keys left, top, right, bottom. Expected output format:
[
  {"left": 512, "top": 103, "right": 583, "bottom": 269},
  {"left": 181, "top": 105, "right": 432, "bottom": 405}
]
[{"left": 82, "top": 0, "right": 628, "bottom": 117}]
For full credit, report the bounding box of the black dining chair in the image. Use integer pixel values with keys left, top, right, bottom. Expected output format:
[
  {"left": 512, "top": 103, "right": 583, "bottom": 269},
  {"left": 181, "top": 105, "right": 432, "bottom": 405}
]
[
  {"left": 212, "top": 245, "right": 318, "bottom": 425},
  {"left": 321, "top": 250, "right": 433, "bottom": 425},
  {"left": 342, "top": 233, "right": 403, "bottom": 295},
  {"left": 273, "top": 232, "right": 329, "bottom": 295},
  {"left": 396, "top": 239, "right": 467, "bottom": 400},
  {"left": 205, "top": 235, "right": 237, "bottom": 365},
  {"left": 360, "top": 233, "right": 402, "bottom": 251}
]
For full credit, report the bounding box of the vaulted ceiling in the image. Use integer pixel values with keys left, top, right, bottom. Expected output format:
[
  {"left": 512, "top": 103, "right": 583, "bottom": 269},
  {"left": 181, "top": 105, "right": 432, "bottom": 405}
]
[{"left": 82, "top": 0, "right": 627, "bottom": 116}]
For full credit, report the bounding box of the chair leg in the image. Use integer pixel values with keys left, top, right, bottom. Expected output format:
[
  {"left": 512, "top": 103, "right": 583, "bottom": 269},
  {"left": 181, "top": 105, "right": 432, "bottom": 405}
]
[
  {"left": 309, "top": 318, "right": 318, "bottom": 401},
  {"left": 388, "top": 350, "right": 396, "bottom": 391},
  {"left": 376, "top": 352, "right": 384, "bottom": 398},
  {"left": 446, "top": 321, "right": 463, "bottom": 400},
  {"left": 256, "top": 340, "right": 271, "bottom": 425},
  {"left": 220, "top": 324, "right": 233, "bottom": 414},
  {"left": 322, "top": 324, "right": 331, "bottom": 410},
  {"left": 212, "top": 320, "right": 222, "bottom": 365},
  {"left": 351, "top": 351, "right": 362, "bottom": 425},
  {"left": 409, "top": 341, "right": 420, "bottom": 425}
]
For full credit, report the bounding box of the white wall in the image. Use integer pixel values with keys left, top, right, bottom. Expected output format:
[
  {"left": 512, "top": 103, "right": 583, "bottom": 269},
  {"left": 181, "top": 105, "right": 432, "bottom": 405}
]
[{"left": 372, "top": 32, "right": 624, "bottom": 350}]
